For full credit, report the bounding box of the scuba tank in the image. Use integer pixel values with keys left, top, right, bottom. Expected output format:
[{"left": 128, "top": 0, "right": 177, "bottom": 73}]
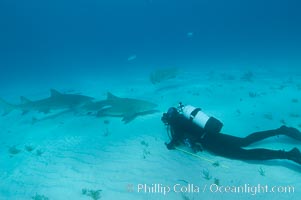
[{"left": 179, "top": 103, "right": 223, "bottom": 134}]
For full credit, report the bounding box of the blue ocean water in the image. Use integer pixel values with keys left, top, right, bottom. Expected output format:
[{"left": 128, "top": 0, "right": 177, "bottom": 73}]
[
  {"left": 1, "top": 0, "right": 301, "bottom": 200},
  {"left": 1, "top": 0, "right": 301, "bottom": 87}
]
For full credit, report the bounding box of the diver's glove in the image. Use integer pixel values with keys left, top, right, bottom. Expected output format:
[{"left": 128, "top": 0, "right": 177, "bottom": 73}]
[{"left": 165, "top": 142, "right": 175, "bottom": 150}]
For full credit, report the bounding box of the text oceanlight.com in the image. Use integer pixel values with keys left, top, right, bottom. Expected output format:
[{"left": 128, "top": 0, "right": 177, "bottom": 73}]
[{"left": 135, "top": 183, "right": 295, "bottom": 195}]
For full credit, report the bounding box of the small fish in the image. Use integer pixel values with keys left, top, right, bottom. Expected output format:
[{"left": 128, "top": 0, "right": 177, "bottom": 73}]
[
  {"left": 127, "top": 54, "right": 137, "bottom": 61},
  {"left": 187, "top": 32, "right": 194, "bottom": 38}
]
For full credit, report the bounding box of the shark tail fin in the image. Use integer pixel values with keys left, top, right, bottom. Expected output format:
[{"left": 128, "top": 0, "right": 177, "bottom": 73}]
[{"left": 0, "top": 98, "right": 15, "bottom": 116}]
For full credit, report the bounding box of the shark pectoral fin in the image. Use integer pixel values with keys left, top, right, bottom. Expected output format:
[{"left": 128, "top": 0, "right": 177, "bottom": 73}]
[
  {"left": 122, "top": 110, "right": 158, "bottom": 123},
  {"left": 122, "top": 113, "right": 137, "bottom": 123}
]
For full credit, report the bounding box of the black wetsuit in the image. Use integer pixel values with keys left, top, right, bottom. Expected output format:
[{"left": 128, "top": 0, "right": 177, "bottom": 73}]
[{"left": 166, "top": 114, "right": 301, "bottom": 164}]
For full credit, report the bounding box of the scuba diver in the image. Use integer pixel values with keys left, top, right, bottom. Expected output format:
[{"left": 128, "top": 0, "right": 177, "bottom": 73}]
[{"left": 161, "top": 103, "right": 301, "bottom": 165}]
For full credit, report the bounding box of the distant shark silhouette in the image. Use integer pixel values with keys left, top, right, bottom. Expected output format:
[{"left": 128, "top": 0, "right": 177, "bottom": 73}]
[
  {"left": 0, "top": 89, "right": 94, "bottom": 115},
  {"left": 81, "top": 92, "right": 158, "bottom": 123}
]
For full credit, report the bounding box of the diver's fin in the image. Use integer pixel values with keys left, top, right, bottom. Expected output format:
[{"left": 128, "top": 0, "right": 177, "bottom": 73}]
[
  {"left": 20, "top": 96, "right": 32, "bottom": 104},
  {"left": 50, "top": 89, "right": 62, "bottom": 97},
  {"left": 287, "top": 148, "right": 301, "bottom": 165},
  {"left": 0, "top": 98, "right": 15, "bottom": 116},
  {"left": 280, "top": 125, "right": 301, "bottom": 141}
]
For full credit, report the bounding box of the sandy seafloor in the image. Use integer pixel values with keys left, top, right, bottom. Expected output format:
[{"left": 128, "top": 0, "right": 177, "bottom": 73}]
[{"left": 1, "top": 67, "right": 301, "bottom": 200}]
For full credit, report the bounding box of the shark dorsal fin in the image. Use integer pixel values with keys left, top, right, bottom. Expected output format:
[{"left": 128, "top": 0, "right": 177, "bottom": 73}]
[
  {"left": 20, "top": 96, "right": 31, "bottom": 104},
  {"left": 107, "top": 92, "right": 118, "bottom": 100},
  {"left": 50, "top": 89, "right": 62, "bottom": 97}
]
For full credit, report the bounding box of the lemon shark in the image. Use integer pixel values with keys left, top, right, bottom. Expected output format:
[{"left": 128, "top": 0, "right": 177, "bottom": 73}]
[
  {"left": 81, "top": 92, "right": 158, "bottom": 123},
  {"left": 0, "top": 89, "right": 94, "bottom": 115}
]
